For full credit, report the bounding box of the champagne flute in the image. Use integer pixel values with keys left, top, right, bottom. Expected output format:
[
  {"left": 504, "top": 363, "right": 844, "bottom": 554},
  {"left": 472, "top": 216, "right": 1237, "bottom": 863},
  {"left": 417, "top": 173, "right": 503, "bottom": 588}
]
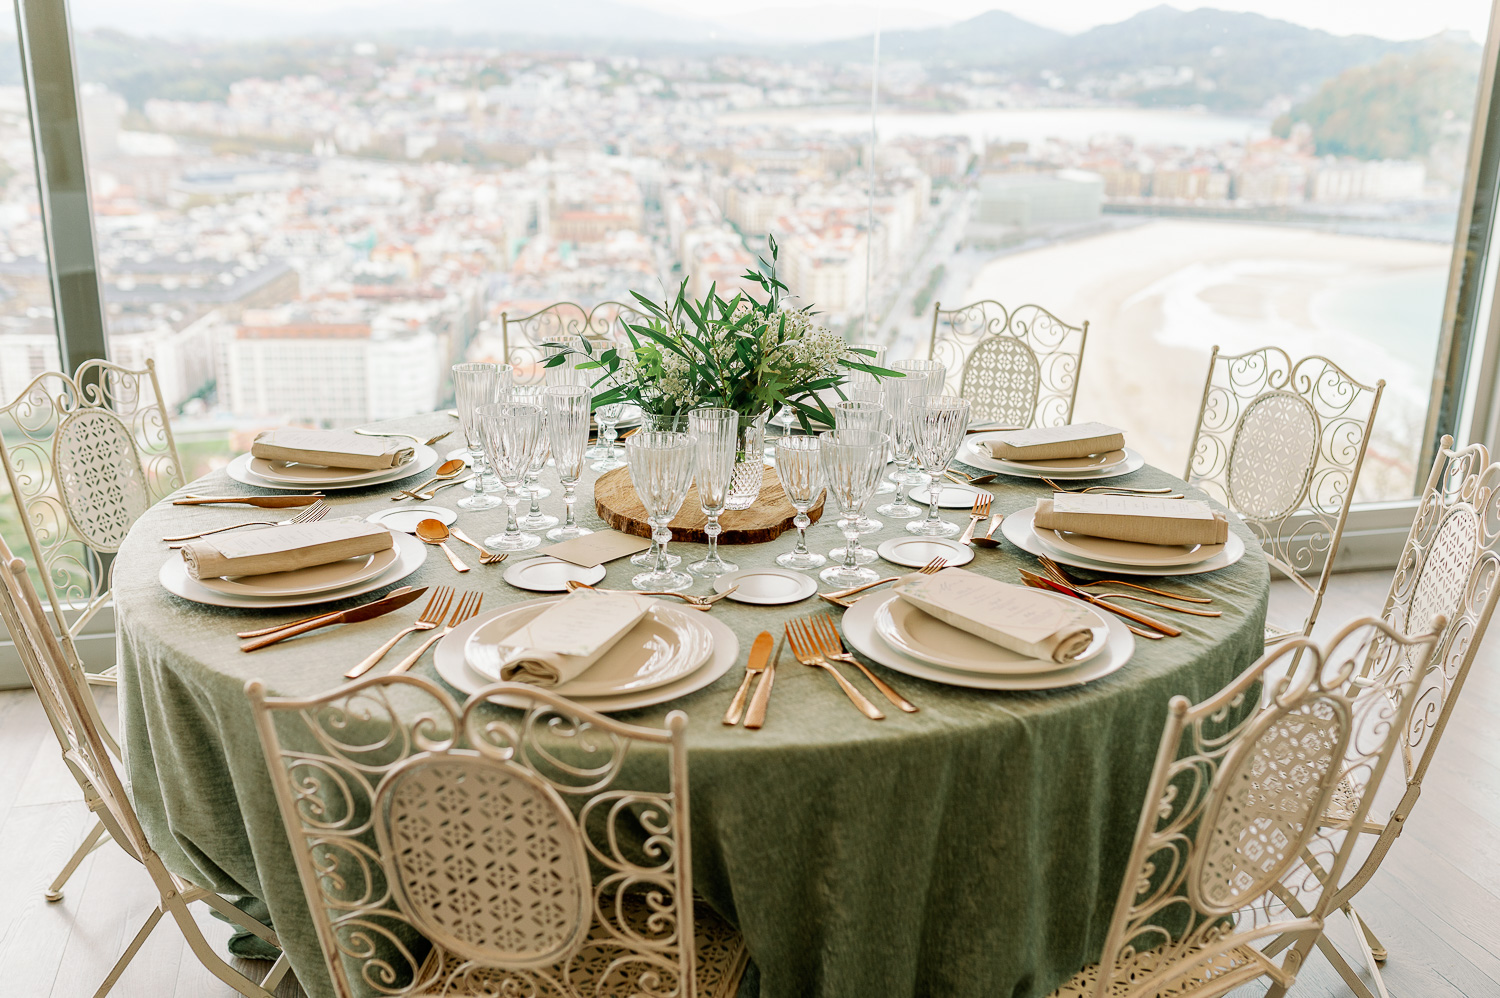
[
  {"left": 478, "top": 401, "right": 543, "bottom": 552},
  {"left": 453, "top": 362, "right": 508, "bottom": 511},
  {"left": 688, "top": 408, "right": 739, "bottom": 577},
  {"left": 631, "top": 412, "right": 689, "bottom": 568},
  {"left": 544, "top": 385, "right": 593, "bottom": 541},
  {"left": 627, "top": 431, "right": 696, "bottom": 592},
  {"left": 833, "top": 399, "right": 889, "bottom": 535},
  {"left": 846, "top": 342, "right": 886, "bottom": 385},
  {"left": 907, "top": 395, "right": 972, "bottom": 537},
  {"left": 508, "top": 385, "right": 558, "bottom": 529},
  {"left": 818, "top": 428, "right": 889, "bottom": 587},
  {"left": 887, "top": 359, "right": 945, "bottom": 488},
  {"left": 773, "top": 435, "right": 825, "bottom": 570},
  {"left": 848, "top": 384, "right": 895, "bottom": 494},
  {"left": 875, "top": 367, "right": 930, "bottom": 519}
]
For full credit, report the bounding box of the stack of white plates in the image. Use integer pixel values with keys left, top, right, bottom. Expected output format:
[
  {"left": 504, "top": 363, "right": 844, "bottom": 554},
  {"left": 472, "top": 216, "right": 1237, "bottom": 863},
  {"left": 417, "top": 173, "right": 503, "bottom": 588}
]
[
  {"left": 158, "top": 529, "right": 429, "bottom": 609},
  {"left": 960, "top": 432, "right": 1145, "bottom": 481},
  {"left": 225, "top": 445, "right": 439, "bottom": 492},
  {"left": 841, "top": 589, "right": 1135, "bottom": 690},
  {"left": 434, "top": 596, "right": 739, "bottom": 712},
  {"left": 1000, "top": 505, "right": 1246, "bottom": 578}
]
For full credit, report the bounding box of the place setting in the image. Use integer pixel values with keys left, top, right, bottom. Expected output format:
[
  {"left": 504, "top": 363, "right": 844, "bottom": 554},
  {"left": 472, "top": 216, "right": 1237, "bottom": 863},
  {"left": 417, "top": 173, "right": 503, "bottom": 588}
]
[
  {"left": 225, "top": 426, "right": 440, "bottom": 492},
  {"left": 953, "top": 421, "right": 1147, "bottom": 482}
]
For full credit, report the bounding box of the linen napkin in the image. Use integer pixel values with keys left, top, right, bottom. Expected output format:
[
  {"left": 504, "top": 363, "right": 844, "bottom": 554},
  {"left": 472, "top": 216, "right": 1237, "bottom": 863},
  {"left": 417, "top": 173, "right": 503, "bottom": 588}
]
[
  {"left": 472, "top": 590, "right": 656, "bottom": 688},
  {"left": 1033, "top": 494, "right": 1229, "bottom": 547},
  {"left": 250, "top": 428, "right": 413, "bottom": 471},
  {"left": 894, "top": 567, "right": 1096, "bottom": 663},
  {"left": 984, "top": 422, "right": 1125, "bottom": 461},
  {"left": 181, "top": 521, "right": 394, "bottom": 579}
]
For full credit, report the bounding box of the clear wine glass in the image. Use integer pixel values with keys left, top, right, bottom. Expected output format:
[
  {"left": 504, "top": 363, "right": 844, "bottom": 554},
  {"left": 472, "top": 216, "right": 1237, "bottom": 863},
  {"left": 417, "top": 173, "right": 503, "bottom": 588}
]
[
  {"left": 453, "top": 362, "right": 507, "bottom": 511},
  {"left": 631, "top": 412, "right": 690, "bottom": 568},
  {"left": 627, "top": 430, "right": 696, "bottom": 592},
  {"left": 508, "top": 385, "right": 558, "bottom": 529},
  {"left": 875, "top": 368, "right": 930, "bottom": 520},
  {"left": 544, "top": 385, "right": 593, "bottom": 542},
  {"left": 818, "top": 428, "right": 889, "bottom": 587},
  {"left": 832, "top": 399, "right": 889, "bottom": 535},
  {"left": 845, "top": 342, "right": 886, "bottom": 385},
  {"left": 478, "top": 401, "right": 543, "bottom": 552},
  {"left": 773, "top": 435, "right": 825, "bottom": 570},
  {"left": 907, "top": 395, "right": 972, "bottom": 537},
  {"left": 688, "top": 408, "right": 739, "bottom": 577},
  {"left": 540, "top": 339, "right": 586, "bottom": 388},
  {"left": 847, "top": 384, "right": 895, "bottom": 494}
]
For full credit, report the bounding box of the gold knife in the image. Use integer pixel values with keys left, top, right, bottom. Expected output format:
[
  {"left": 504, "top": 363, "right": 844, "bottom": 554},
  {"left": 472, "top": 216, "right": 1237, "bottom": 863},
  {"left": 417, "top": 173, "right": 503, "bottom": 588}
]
[
  {"left": 744, "top": 633, "right": 779, "bottom": 729},
  {"left": 1017, "top": 569, "right": 1180, "bottom": 637},
  {"left": 175, "top": 494, "right": 326, "bottom": 507},
  {"left": 235, "top": 585, "right": 419, "bottom": 638},
  {"left": 240, "top": 586, "right": 428, "bottom": 651},
  {"left": 723, "top": 631, "right": 774, "bottom": 726}
]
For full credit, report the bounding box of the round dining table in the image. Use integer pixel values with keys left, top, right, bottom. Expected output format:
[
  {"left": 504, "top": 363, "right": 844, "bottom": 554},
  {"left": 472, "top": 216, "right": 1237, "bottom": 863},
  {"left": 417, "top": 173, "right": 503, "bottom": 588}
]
[{"left": 113, "top": 411, "right": 1269, "bottom": 998}]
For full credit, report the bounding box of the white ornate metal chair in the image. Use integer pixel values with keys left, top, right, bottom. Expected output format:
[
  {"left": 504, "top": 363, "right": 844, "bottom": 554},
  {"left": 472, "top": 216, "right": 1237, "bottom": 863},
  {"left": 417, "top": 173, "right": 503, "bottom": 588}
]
[
  {"left": 1048, "top": 614, "right": 1444, "bottom": 998},
  {"left": 927, "top": 299, "right": 1089, "bottom": 428},
  {"left": 0, "top": 535, "right": 291, "bottom": 998},
  {"left": 500, "top": 301, "right": 650, "bottom": 385},
  {"left": 247, "top": 673, "right": 748, "bottom": 998},
  {"left": 1185, "top": 346, "right": 1384, "bottom": 645}
]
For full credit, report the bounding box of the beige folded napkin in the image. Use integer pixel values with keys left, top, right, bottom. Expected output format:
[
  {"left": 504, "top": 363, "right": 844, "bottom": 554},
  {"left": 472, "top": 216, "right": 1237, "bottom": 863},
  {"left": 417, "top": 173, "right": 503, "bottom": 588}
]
[
  {"left": 251, "top": 429, "right": 413, "bottom": 471},
  {"left": 474, "top": 591, "right": 656, "bottom": 688},
  {"left": 181, "top": 521, "right": 394, "bottom": 579},
  {"left": 985, "top": 422, "right": 1125, "bottom": 461},
  {"left": 895, "top": 567, "right": 1096, "bottom": 663},
  {"left": 1034, "top": 494, "right": 1228, "bottom": 547}
]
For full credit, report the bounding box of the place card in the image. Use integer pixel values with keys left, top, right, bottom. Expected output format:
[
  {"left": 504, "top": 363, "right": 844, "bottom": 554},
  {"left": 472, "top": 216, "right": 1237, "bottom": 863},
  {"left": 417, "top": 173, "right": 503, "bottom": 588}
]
[
  {"left": 181, "top": 521, "right": 393, "bottom": 579},
  {"left": 491, "top": 591, "right": 655, "bottom": 687},
  {"left": 543, "top": 530, "right": 653, "bottom": 568},
  {"left": 985, "top": 422, "right": 1124, "bottom": 460},
  {"left": 1035, "top": 494, "right": 1228, "bottom": 546},
  {"left": 895, "top": 567, "right": 1096, "bottom": 663}
]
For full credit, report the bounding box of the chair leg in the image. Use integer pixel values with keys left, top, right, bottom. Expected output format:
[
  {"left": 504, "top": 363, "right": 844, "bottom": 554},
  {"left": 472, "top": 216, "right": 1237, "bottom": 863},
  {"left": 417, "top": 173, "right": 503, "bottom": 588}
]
[
  {"left": 1315, "top": 933, "right": 1379, "bottom": 998},
  {"left": 167, "top": 893, "right": 277, "bottom": 998},
  {"left": 1350, "top": 903, "right": 1388, "bottom": 962},
  {"left": 47, "top": 818, "right": 110, "bottom": 901},
  {"left": 190, "top": 889, "right": 281, "bottom": 949},
  {"left": 263, "top": 954, "right": 293, "bottom": 991},
  {"left": 1345, "top": 905, "right": 1392, "bottom": 998},
  {"left": 91, "top": 905, "right": 165, "bottom": 998}
]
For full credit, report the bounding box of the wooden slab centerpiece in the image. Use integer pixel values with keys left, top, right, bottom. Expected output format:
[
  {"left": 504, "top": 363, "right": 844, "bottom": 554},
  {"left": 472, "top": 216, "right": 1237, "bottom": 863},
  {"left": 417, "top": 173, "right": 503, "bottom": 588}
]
[{"left": 593, "top": 465, "right": 824, "bottom": 544}]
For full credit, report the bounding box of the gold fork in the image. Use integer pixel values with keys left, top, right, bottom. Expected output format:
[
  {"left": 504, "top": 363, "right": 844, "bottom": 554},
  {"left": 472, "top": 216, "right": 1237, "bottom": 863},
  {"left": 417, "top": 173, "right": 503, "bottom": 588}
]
[
  {"left": 957, "top": 492, "right": 994, "bottom": 546},
  {"left": 1037, "top": 554, "right": 1215, "bottom": 605},
  {"left": 565, "top": 580, "right": 737, "bottom": 607},
  {"left": 388, "top": 591, "right": 484, "bottom": 673},
  {"left": 807, "top": 613, "right": 917, "bottom": 713},
  {"left": 344, "top": 587, "right": 454, "bottom": 679},
  {"left": 162, "top": 499, "right": 329, "bottom": 544},
  {"left": 1040, "top": 477, "right": 1180, "bottom": 497},
  {"left": 819, "top": 557, "right": 946, "bottom": 608},
  {"left": 785, "top": 618, "right": 884, "bottom": 720},
  {"left": 448, "top": 528, "right": 508, "bottom": 565},
  {"left": 354, "top": 427, "right": 452, "bottom": 447},
  {"left": 1036, "top": 559, "right": 1219, "bottom": 618}
]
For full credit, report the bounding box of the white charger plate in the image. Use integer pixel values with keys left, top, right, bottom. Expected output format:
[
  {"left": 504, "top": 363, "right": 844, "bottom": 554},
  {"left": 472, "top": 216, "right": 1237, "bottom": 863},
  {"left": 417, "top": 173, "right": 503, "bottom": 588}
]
[
  {"left": 991, "top": 449, "right": 1129, "bottom": 474},
  {"left": 907, "top": 483, "right": 990, "bottom": 509},
  {"left": 503, "top": 557, "right": 607, "bottom": 592},
  {"left": 876, "top": 535, "right": 975, "bottom": 568},
  {"left": 226, "top": 446, "right": 437, "bottom": 492},
  {"left": 843, "top": 590, "right": 1134, "bottom": 690},
  {"left": 158, "top": 531, "right": 426, "bottom": 608},
  {"left": 248, "top": 455, "right": 416, "bottom": 485},
  {"left": 961, "top": 437, "right": 1146, "bottom": 481},
  {"left": 465, "top": 598, "right": 713, "bottom": 698},
  {"left": 196, "top": 544, "right": 400, "bottom": 597},
  {"left": 434, "top": 598, "right": 739, "bottom": 713},
  {"left": 1002, "top": 506, "right": 1246, "bottom": 577},
  {"left": 365, "top": 505, "right": 458, "bottom": 532},
  {"left": 712, "top": 568, "right": 818, "bottom": 605},
  {"left": 1040, "top": 527, "right": 1223, "bottom": 568},
  {"left": 874, "top": 592, "right": 1108, "bottom": 675}
]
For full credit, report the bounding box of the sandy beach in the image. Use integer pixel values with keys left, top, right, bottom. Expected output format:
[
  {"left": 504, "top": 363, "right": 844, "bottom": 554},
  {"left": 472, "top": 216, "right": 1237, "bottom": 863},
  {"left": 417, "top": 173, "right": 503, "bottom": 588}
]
[{"left": 956, "top": 219, "right": 1451, "bottom": 499}]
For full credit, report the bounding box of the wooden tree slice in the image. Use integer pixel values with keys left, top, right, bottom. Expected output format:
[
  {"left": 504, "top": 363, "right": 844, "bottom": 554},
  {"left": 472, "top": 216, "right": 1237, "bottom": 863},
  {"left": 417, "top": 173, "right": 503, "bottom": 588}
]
[{"left": 593, "top": 465, "right": 824, "bottom": 544}]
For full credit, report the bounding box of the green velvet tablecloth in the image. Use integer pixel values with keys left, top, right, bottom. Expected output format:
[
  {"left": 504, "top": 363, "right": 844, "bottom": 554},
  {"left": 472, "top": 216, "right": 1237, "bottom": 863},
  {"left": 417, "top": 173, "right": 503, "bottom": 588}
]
[{"left": 113, "top": 412, "right": 1268, "bottom": 998}]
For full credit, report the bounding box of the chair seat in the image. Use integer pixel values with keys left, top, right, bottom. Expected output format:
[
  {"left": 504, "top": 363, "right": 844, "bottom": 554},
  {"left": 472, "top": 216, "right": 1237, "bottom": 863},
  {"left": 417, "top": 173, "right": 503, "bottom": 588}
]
[
  {"left": 1047, "top": 944, "right": 1262, "bottom": 997},
  {"left": 415, "top": 897, "right": 747, "bottom": 997}
]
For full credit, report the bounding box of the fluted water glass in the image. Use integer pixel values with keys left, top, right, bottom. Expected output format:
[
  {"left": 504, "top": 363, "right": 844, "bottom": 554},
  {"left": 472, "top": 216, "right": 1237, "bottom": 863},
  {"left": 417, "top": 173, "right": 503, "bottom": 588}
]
[
  {"left": 627, "top": 431, "right": 696, "bottom": 592},
  {"left": 848, "top": 384, "right": 896, "bottom": 494},
  {"left": 818, "top": 428, "right": 889, "bottom": 587},
  {"left": 508, "top": 385, "right": 558, "bottom": 528},
  {"left": 887, "top": 359, "right": 945, "bottom": 487},
  {"left": 631, "top": 412, "right": 690, "bottom": 567},
  {"left": 478, "top": 402, "right": 543, "bottom": 552},
  {"left": 833, "top": 399, "right": 890, "bottom": 535},
  {"left": 688, "top": 408, "right": 739, "bottom": 577},
  {"left": 908, "top": 395, "right": 971, "bottom": 537},
  {"left": 453, "top": 362, "right": 509, "bottom": 510},
  {"left": 846, "top": 342, "right": 886, "bottom": 385},
  {"left": 875, "top": 367, "right": 930, "bottom": 519},
  {"left": 544, "top": 385, "right": 593, "bottom": 541},
  {"left": 773, "top": 435, "right": 825, "bottom": 570}
]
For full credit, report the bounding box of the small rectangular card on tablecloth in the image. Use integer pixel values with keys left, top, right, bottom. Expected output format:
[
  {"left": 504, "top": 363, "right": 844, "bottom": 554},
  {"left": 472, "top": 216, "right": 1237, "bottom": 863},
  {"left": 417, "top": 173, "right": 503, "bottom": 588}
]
[
  {"left": 894, "top": 567, "right": 1096, "bottom": 663},
  {"left": 1035, "top": 493, "right": 1228, "bottom": 546},
  {"left": 984, "top": 422, "right": 1125, "bottom": 461},
  {"left": 542, "top": 530, "right": 653, "bottom": 568}
]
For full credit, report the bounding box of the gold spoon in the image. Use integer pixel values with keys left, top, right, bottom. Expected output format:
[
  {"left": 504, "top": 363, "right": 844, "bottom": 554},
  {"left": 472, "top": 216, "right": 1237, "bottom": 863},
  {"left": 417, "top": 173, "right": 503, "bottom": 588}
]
[
  {"left": 971, "top": 514, "right": 1005, "bottom": 548},
  {"left": 414, "top": 518, "right": 470, "bottom": 572},
  {"left": 392, "top": 458, "right": 466, "bottom": 500}
]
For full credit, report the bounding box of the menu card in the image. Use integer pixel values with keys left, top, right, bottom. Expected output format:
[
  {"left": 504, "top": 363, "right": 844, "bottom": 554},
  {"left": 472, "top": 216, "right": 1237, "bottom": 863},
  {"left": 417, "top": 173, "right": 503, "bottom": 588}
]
[
  {"left": 251, "top": 429, "right": 413, "bottom": 471},
  {"left": 481, "top": 591, "right": 655, "bottom": 687},
  {"left": 182, "top": 521, "right": 393, "bottom": 579},
  {"left": 985, "top": 422, "right": 1124, "bottom": 461},
  {"left": 543, "top": 530, "right": 653, "bottom": 568},
  {"left": 1034, "top": 494, "right": 1228, "bottom": 546},
  {"left": 895, "top": 567, "right": 1096, "bottom": 663}
]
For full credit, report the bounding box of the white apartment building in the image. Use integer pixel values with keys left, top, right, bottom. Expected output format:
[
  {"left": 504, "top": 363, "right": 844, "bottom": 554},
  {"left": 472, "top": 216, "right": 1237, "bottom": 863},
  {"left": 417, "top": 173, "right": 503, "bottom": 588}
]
[
  {"left": 0, "top": 315, "right": 61, "bottom": 405},
  {"left": 1311, "top": 158, "right": 1427, "bottom": 202}
]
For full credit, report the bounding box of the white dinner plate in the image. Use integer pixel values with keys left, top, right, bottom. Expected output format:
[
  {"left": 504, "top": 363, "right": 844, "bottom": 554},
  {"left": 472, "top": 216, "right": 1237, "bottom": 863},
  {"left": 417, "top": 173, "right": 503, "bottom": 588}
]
[
  {"left": 365, "top": 504, "right": 458, "bottom": 532},
  {"left": 434, "top": 598, "right": 739, "bottom": 713},
  {"left": 874, "top": 593, "right": 1106, "bottom": 675},
  {"left": 247, "top": 455, "right": 417, "bottom": 485},
  {"left": 876, "top": 535, "right": 974, "bottom": 569},
  {"left": 992, "top": 449, "right": 1129, "bottom": 474},
  {"left": 907, "top": 483, "right": 990, "bottom": 509},
  {"left": 960, "top": 437, "right": 1146, "bottom": 481},
  {"left": 226, "top": 446, "right": 437, "bottom": 492},
  {"left": 712, "top": 568, "right": 818, "bottom": 605},
  {"left": 503, "top": 557, "right": 607, "bottom": 592},
  {"left": 1039, "top": 527, "right": 1223, "bottom": 568},
  {"left": 158, "top": 530, "right": 427, "bottom": 609},
  {"left": 1002, "top": 505, "right": 1247, "bottom": 577},
  {"left": 843, "top": 590, "right": 1135, "bottom": 691},
  {"left": 195, "top": 544, "right": 401, "bottom": 597},
  {"left": 464, "top": 599, "right": 714, "bottom": 698}
]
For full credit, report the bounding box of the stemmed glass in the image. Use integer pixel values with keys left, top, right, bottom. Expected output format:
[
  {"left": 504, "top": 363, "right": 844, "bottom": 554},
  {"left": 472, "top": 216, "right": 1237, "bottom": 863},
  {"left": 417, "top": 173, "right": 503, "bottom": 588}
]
[
  {"left": 846, "top": 343, "right": 886, "bottom": 384},
  {"left": 818, "top": 428, "right": 889, "bottom": 586},
  {"left": 773, "top": 435, "right": 825, "bottom": 570},
  {"left": 544, "top": 385, "right": 593, "bottom": 541},
  {"left": 508, "top": 385, "right": 558, "bottom": 529},
  {"left": 477, "top": 402, "right": 543, "bottom": 552},
  {"left": 875, "top": 367, "right": 930, "bottom": 520},
  {"left": 589, "top": 359, "right": 630, "bottom": 471},
  {"left": 453, "top": 362, "right": 510, "bottom": 511},
  {"left": 631, "top": 413, "right": 689, "bottom": 568},
  {"left": 540, "top": 339, "right": 585, "bottom": 387},
  {"left": 688, "top": 408, "right": 739, "bottom": 578},
  {"left": 887, "top": 359, "right": 945, "bottom": 488},
  {"left": 907, "top": 395, "right": 972, "bottom": 537},
  {"left": 848, "top": 384, "right": 896, "bottom": 494},
  {"left": 627, "top": 431, "right": 696, "bottom": 592},
  {"left": 833, "top": 399, "right": 889, "bottom": 535}
]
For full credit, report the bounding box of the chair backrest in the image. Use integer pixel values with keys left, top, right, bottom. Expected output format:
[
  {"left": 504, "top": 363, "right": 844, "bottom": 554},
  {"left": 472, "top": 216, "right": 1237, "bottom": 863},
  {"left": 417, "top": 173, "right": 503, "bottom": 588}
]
[
  {"left": 0, "top": 359, "right": 184, "bottom": 654},
  {"left": 500, "top": 301, "right": 650, "bottom": 385},
  {"left": 248, "top": 674, "right": 697, "bottom": 998},
  {"left": 927, "top": 299, "right": 1088, "bottom": 428},
  {"left": 1184, "top": 346, "right": 1383, "bottom": 632},
  {"left": 1092, "top": 615, "right": 1443, "bottom": 998}
]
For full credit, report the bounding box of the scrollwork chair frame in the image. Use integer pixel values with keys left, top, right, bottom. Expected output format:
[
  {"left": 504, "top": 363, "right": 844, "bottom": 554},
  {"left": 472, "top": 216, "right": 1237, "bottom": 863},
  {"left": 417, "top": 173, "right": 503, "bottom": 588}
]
[
  {"left": 1049, "top": 615, "right": 1443, "bottom": 998},
  {"left": 500, "top": 301, "right": 650, "bottom": 386},
  {"left": 248, "top": 673, "right": 747, "bottom": 998},
  {"left": 0, "top": 535, "right": 290, "bottom": 998},
  {"left": 1184, "top": 346, "right": 1384, "bottom": 644},
  {"left": 928, "top": 299, "right": 1089, "bottom": 428}
]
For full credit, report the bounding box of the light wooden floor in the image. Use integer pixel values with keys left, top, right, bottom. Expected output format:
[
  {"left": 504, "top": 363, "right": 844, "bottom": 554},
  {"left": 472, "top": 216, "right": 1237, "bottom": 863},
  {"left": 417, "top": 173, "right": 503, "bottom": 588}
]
[{"left": 2, "top": 572, "right": 1497, "bottom": 998}]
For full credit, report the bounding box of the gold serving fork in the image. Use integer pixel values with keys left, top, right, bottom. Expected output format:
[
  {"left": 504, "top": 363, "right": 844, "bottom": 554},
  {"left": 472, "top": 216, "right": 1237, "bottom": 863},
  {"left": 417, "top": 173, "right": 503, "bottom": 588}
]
[
  {"left": 388, "top": 591, "right": 484, "bottom": 674},
  {"left": 344, "top": 587, "right": 454, "bottom": 679},
  {"left": 162, "top": 499, "right": 329, "bottom": 544},
  {"left": 1037, "top": 554, "right": 1215, "bottom": 605},
  {"left": 564, "top": 580, "right": 737, "bottom": 608},
  {"left": 1036, "top": 559, "right": 1219, "bottom": 617},
  {"left": 957, "top": 492, "right": 994, "bottom": 545},
  {"left": 398, "top": 476, "right": 474, "bottom": 501},
  {"left": 818, "top": 558, "right": 946, "bottom": 608},
  {"left": 1040, "top": 477, "right": 1181, "bottom": 498},
  {"left": 354, "top": 427, "right": 452, "bottom": 447},
  {"left": 806, "top": 614, "right": 917, "bottom": 713},
  {"left": 448, "top": 528, "right": 507, "bottom": 565},
  {"left": 785, "top": 618, "right": 884, "bottom": 720}
]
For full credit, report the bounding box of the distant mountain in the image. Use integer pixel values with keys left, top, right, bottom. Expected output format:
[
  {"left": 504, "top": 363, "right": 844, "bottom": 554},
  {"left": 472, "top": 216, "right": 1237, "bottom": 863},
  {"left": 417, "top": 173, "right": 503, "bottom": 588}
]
[{"left": 807, "top": 10, "right": 1064, "bottom": 65}]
